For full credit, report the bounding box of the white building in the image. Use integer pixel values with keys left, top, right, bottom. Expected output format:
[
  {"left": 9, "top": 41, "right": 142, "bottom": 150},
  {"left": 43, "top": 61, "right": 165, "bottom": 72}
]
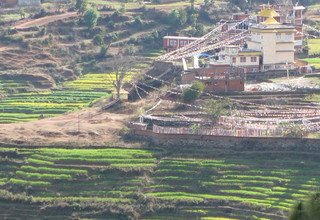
[{"left": 247, "top": 16, "right": 296, "bottom": 71}]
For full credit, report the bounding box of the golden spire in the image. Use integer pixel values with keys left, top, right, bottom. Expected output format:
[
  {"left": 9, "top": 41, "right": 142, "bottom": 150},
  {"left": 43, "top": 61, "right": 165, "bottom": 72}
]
[
  {"left": 258, "top": 9, "right": 280, "bottom": 17},
  {"left": 261, "top": 16, "right": 280, "bottom": 25}
]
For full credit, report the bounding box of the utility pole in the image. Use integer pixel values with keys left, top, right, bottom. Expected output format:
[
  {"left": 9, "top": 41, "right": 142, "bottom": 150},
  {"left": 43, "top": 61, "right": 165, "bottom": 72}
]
[{"left": 286, "top": 60, "right": 289, "bottom": 79}]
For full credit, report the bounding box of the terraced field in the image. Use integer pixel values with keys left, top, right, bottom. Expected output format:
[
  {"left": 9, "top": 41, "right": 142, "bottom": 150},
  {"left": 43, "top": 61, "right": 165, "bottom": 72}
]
[
  {"left": 0, "top": 147, "right": 157, "bottom": 219},
  {"left": 0, "top": 62, "right": 151, "bottom": 123},
  {"left": 0, "top": 77, "right": 31, "bottom": 94},
  {"left": 0, "top": 90, "right": 110, "bottom": 123},
  {"left": 0, "top": 146, "right": 319, "bottom": 219}
]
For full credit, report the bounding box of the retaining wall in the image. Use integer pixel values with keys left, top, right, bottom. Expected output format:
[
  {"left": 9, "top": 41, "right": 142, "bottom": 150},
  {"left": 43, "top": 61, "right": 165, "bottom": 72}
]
[{"left": 133, "top": 129, "right": 320, "bottom": 152}]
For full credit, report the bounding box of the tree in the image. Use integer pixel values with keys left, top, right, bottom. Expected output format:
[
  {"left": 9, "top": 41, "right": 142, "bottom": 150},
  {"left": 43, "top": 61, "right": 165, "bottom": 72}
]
[
  {"left": 178, "top": 9, "right": 188, "bottom": 26},
  {"left": 289, "top": 192, "right": 320, "bottom": 220},
  {"left": 75, "top": 0, "right": 87, "bottom": 14},
  {"left": 168, "top": 9, "right": 187, "bottom": 26},
  {"left": 106, "top": 56, "right": 137, "bottom": 100},
  {"left": 190, "top": 0, "right": 195, "bottom": 12},
  {"left": 203, "top": 99, "right": 229, "bottom": 122},
  {"left": 19, "top": 9, "right": 26, "bottom": 19},
  {"left": 83, "top": 8, "right": 100, "bottom": 30},
  {"left": 182, "top": 81, "right": 205, "bottom": 103}
]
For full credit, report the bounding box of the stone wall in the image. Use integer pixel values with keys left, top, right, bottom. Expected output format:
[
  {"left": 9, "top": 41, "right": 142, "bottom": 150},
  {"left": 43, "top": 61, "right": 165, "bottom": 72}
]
[{"left": 133, "top": 129, "right": 320, "bottom": 152}]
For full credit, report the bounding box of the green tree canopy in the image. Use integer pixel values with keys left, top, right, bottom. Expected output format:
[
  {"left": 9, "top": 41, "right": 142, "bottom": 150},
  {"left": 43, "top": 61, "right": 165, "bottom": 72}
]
[
  {"left": 182, "top": 81, "right": 205, "bottom": 103},
  {"left": 75, "top": 0, "right": 88, "bottom": 14},
  {"left": 290, "top": 192, "right": 320, "bottom": 220},
  {"left": 83, "top": 8, "right": 100, "bottom": 30}
]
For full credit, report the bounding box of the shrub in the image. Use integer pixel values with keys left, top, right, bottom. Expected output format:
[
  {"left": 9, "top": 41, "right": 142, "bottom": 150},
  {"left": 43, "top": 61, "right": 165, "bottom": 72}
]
[
  {"left": 182, "top": 81, "right": 205, "bottom": 102},
  {"left": 289, "top": 191, "right": 320, "bottom": 220},
  {"left": 133, "top": 16, "right": 143, "bottom": 27},
  {"left": 75, "top": 0, "right": 88, "bottom": 14},
  {"left": 83, "top": 8, "right": 100, "bottom": 30},
  {"left": 93, "top": 34, "right": 104, "bottom": 46},
  {"left": 203, "top": 99, "right": 228, "bottom": 122},
  {"left": 97, "top": 44, "right": 108, "bottom": 58}
]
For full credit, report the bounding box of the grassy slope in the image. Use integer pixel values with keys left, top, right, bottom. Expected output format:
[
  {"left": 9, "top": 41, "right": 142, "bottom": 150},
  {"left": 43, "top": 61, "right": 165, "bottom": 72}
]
[{"left": 0, "top": 146, "right": 319, "bottom": 219}]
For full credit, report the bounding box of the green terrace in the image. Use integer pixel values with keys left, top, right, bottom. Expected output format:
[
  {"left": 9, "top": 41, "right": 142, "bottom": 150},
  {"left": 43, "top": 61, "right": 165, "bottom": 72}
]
[
  {"left": 0, "top": 146, "right": 319, "bottom": 219},
  {"left": 0, "top": 90, "right": 110, "bottom": 123},
  {"left": 0, "top": 62, "right": 151, "bottom": 123},
  {"left": 0, "top": 148, "right": 156, "bottom": 207},
  {"left": 144, "top": 153, "right": 320, "bottom": 219},
  {"left": 302, "top": 57, "right": 320, "bottom": 70}
]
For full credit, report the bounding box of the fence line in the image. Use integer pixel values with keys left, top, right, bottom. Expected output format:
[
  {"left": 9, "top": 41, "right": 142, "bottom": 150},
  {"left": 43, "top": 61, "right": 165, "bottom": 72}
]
[{"left": 152, "top": 125, "right": 283, "bottom": 137}]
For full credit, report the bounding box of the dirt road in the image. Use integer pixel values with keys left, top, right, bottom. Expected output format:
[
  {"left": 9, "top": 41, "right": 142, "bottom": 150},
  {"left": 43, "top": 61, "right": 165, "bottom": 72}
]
[{"left": 14, "top": 12, "right": 78, "bottom": 29}]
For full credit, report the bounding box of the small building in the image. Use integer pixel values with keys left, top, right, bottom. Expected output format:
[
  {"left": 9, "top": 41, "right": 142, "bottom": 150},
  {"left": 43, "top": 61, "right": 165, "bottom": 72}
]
[
  {"left": 163, "top": 36, "right": 200, "bottom": 52},
  {"left": 210, "top": 46, "right": 261, "bottom": 73},
  {"left": 201, "top": 74, "right": 245, "bottom": 93},
  {"left": 219, "top": 19, "right": 249, "bottom": 46},
  {"left": 230, "top": 49, "right": 261, "bottom": 73},
  {"left": 181, "top": 66, "right": 245, "bottom": 92}
]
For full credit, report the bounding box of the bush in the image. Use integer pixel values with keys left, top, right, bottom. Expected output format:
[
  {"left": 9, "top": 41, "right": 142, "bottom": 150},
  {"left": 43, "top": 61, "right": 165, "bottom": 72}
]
[
  {"left": 133, "top": 16, "right": 143, "bottom": 27},
  {"left": 97, "top": 44, "right": 108, "bottom": 58},
  {"left": 168, "top": 9, "right": 187, "bottom": 26},
  {"left": 83, "top": 8, "right": 100, "bottom": 30},
  {"left": 289, "top": 191, "right": 320, "bottom": 220},
  {"left": 203, "top": 99, "right": 228, "bottom": 122},
  {"left": 75, "top": 0, "right": 88, "bottom": 14},
  {"left": 182, "top": 81, "right": 205, "bottom": 102},
  {"left": 93, "top": 34, "right": 104, "bottom": 46}
]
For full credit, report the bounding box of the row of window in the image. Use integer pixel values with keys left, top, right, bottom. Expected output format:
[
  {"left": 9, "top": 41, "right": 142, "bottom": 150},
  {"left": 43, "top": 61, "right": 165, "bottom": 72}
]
[
  {"left": 276, "top": 33, "right": 293, "bottom": 41},
  {"left": 252, "top": 33, "right": 293, "bottom": 41},
  {"left": 232, "top": 56, "right": 258, "bottom": 63},
  {"left": 168, "top": 40, "right": 189, "bottom": 47}
]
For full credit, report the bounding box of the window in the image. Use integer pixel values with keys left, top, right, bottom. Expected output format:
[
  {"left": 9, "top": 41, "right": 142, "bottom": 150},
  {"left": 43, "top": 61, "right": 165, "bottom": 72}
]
[
  {"left": 286, "top": 34, "right": 292, "bottom": 41},
  {"left": 276, "top": 33, "right": 281, "bottom": 41},
  {"left": 251, "top": 57, "right": 257, "bottom": 62},
  {"left": 240, "top": 57, "right": 246, "bottom": 63},
  {"left": 169, "top": 40, "right": 177, "bottom": 46},
  {"left": 181, "top": 40, "right": 188, "bottom": 46},
  {"left": 232, "top": 57, "right": 236, "bottom": 63}
]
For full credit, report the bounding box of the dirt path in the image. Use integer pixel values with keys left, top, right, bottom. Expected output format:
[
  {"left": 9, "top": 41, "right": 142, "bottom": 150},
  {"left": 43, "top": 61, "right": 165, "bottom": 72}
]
[
  {"left": 0, "top": 107, "right": 131, "bottom": 147},
  {"left": 14, "top": 12, "right": 78, "bottom": 30}
]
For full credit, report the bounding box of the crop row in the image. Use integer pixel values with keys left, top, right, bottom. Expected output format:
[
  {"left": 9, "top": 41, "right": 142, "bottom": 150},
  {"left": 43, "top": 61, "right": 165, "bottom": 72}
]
[{"left": 0, "top": 90, "right": 110, "bottom": 123}]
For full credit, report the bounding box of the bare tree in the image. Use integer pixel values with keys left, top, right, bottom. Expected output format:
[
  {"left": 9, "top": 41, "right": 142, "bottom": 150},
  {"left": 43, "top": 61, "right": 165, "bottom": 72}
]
[{"left": 106, "top": 56, "right": 137, "bottom": 100}]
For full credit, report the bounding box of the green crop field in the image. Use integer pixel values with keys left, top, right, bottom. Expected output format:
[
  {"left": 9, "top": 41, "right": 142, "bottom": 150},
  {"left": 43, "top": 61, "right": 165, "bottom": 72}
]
[
  {"left": 302, "top": 57, "right": 320, "bottom": 70},
  {"left": 0, "top": 90, "right": 110, "bottom": 123},
  {"left": 0, "top": 146, "right": 319, "bottom": 219},
  {"left": 64, "top": 72, "right": 135, "bottom": 91},
  {"left": 308, "top": 39, "right": 320, "bottom": 56}
]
